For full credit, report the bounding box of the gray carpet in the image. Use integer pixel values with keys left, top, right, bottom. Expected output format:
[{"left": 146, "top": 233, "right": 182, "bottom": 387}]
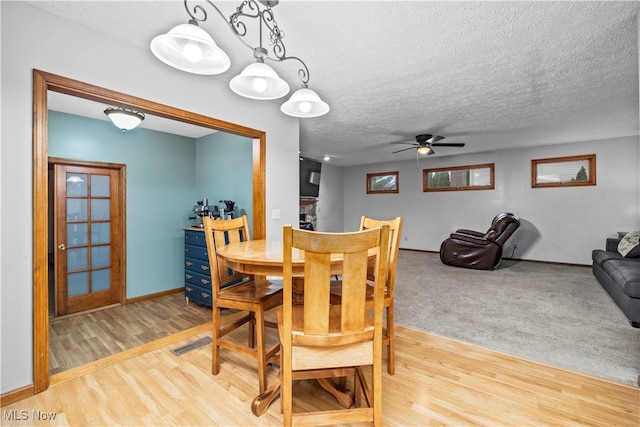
[{"left": 394, "top": 250, "right": 640, "bottom": 387}]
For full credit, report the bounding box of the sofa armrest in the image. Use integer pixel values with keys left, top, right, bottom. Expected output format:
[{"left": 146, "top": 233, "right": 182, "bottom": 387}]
[
  {"left": 606, "top": 238, "right": 622, "bottom": 252},
  {"left": 450, "top": 232, "right": 494, "bottom": 246},
  {"left": 454, "top": 229, "right": 485, "bottom": 238}
]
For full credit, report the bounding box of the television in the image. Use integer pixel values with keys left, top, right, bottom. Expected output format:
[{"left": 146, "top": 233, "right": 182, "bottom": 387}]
[{"left": 300, "top": 157, "right": 322, "bottom": 198}]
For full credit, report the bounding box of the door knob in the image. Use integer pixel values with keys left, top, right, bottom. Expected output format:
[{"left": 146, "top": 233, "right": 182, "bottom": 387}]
[{"left": 58, "top": 243, "right": 66, "bottom": 251}]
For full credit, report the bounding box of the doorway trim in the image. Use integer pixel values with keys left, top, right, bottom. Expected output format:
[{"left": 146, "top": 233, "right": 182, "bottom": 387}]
[{"left": 33, "top": 69, "right": 267, "bottom": 393}]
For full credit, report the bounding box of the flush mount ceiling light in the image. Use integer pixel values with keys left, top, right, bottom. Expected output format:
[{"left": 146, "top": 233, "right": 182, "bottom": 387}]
[
  {"left": 104, "top": 107, "right": 145, "bottom": 132},
  {"left": 151, "top": 0, "right": 329, "bottom": 118}
]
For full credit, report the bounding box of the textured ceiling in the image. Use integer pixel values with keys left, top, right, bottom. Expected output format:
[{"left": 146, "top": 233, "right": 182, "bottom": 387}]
[{"left": 28, "top": 1, "right": 640, "bottom": 166}]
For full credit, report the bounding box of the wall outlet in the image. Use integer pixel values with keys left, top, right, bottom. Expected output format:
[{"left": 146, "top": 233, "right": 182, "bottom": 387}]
[
  {"left": 272, "top": 209, "right": 281, "bottom": 220},
  {"left": 404, "top": 236, "right": 408, "bottom": 241}
]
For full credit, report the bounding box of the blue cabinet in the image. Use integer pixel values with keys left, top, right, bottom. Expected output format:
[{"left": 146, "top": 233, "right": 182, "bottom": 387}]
[{"left": 184, "top": 228, "right": 213, "bottom": 307}]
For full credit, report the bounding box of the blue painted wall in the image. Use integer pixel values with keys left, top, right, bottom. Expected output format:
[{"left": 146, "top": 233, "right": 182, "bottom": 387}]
[
  {"left": 48, "top": 111, "right": 250, "bottom": 298},
  {"left": 195, "top": 132, "right": 253, "bottom": 236}
]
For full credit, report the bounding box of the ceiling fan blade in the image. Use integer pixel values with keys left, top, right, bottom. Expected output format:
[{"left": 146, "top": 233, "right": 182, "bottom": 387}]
[
  {"left": 392, "top": 147, "right": 416, "bottom": 154},
  {"left": 431, "top": 143, "right": 466, "bottom": 147},
  {"left": 431, "top": 135, "right": 446, "bottom": 143},
  {"left": 428, "top": 148, "right": 436, "bottom": 155}
]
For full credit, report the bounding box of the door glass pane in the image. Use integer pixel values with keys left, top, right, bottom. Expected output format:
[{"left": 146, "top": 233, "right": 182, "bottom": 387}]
[
  {"left": 91, "top": 199, "right": 110, "bottom": 220},
  {"left": 91, "top": 223, "right": 110, "bottom": 244},
  {"left": 92, "top": 269, "right": 111, "bottom": 292},
  {"left": 91, "top": 245, "right": 110, "bottom": 268},
  {"left": 66, "top": 173, "right": 87, "bottom": 196},
  {"left": 67, "top": 247, "right": 88, "bottom": 271},
  {"left": 67, "top": 223, "right": 88, "bottom": 246},
  {"left": 67, "top": 199, "right": 88, "bottom": 221},
  {"left": 67, "top": 272, "right": 89, "bottom": 297},
  {"left": 91, "top": 174, "right": 110, "bottom": 197}
]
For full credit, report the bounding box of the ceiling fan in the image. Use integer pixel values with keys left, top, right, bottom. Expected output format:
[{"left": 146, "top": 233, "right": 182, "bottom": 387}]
[{"left": 392, "top": 134, "right": 465, "bottom": 156}]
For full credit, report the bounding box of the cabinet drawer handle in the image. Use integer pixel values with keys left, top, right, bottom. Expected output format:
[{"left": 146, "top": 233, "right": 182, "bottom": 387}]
[
  {"left": 186, "top": 261, "right": 193, "bottom": 267},
  {"left": 186, "top": 286, "right": 193, "bottom": 292},
  {"left": 186, "top": 274, "right": 193, "bottom": 279},
  {"left": 201, "top": 292, "right": 210, "bottom": 299},
  {"left": 200, "top": 265, "right": 209, "bottom": 271},
  {"left": 201, "top": 279, "right": 210, "bottom": 285}
]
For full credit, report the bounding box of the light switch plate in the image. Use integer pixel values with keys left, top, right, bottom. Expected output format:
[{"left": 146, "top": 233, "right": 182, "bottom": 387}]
[{"left": 272, "top": 209, "right": 281, "bottom": 220}]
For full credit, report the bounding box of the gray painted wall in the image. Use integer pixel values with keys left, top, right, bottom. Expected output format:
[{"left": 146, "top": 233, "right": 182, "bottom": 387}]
[
  {"left": 340, "top": 136, "right": 639, "bottom": 265},
  {"left": 316, "top": 162, "right": 344, "bottom": 232}
]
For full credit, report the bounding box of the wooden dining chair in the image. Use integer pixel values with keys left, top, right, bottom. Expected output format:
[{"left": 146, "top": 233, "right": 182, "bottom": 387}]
[
  {"left": 279, "top": 224, "right": 390, "bottom": 427},
  {"left": 331, "top": 216, "right": 403, "bottom": 375},
  {"left": 203, "top": 215, "right": 283, "bottom": 394}
]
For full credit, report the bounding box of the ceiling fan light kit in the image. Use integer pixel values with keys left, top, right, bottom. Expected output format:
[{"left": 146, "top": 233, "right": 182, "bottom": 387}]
[
  {"left": 392, "top": 133, "right": 466, "bottom": 156},
  {"left": 150, "top": 0, "right": 329, "bottom": 118}
]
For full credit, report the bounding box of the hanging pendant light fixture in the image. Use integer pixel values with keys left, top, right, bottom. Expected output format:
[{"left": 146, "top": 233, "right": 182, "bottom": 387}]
[
  {"left": 230, "top": 47, "right": 289, "bottom": 100},
  {"left": 150, "top": 20, "right": 230, "bottom": 75},
  {"left": 150, "top": 0, "right": 329, "bottom": 117},
  {"left": 104, "top": 107, "right": 145, "bottom": 132},
  {"left": 281, "top": 86, "right": 330, "bottom": 118}
]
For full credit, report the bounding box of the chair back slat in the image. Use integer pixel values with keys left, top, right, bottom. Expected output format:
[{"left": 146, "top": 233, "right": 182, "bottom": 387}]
[
  {"left": 203, "top": 216, "right": 252, "bottom": 292},
  {"left": 340, "top": 251, "right": 369, "bottom": 333},
  {"left": 302, "top": 251, "right": 331, "bottom": 335},
  {"left": 360, "top": 216, "right": 403, "bottom": 293}
]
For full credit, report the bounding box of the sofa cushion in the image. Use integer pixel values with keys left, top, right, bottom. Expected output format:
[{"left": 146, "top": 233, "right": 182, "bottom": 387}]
[
  {"left": 592, "top": 249, "right": 624, "bottom": 266},
  {"left": 617, "top": 231, "right": 640, "bottom": 258},
  {"left": 601, "top": 260, "right": 640, "bottom": 298}
]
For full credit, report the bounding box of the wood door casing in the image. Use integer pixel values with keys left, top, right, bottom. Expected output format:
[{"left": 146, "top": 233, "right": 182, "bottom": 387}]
[{"left": 54, "top": 162, "right": 125, "bottom": 315}]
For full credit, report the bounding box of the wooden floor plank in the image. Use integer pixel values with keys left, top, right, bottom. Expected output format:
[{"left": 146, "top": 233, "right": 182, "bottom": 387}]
[
  {"left": 3, "top": 323, "right": 638, "bottom": 426},
  {"left": 48, "top": 292, "right": 212, "bottom": 375}
]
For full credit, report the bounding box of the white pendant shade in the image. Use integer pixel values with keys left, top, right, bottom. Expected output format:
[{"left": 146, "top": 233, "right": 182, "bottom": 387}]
[
  {"left": 149, "top": 4, "right": 327, "bottom": 118},
  {"left": 230, "top": 62, "right": 290, "bottom": 100},
  {"left": 104, "top": 108, "right": 145, "bottom": 131},
  {"left": 150, "top": 23, "right": 230, "bottom": 75},
  {"left": 280, "top": 87, "right": 330, "bottom": 118}
]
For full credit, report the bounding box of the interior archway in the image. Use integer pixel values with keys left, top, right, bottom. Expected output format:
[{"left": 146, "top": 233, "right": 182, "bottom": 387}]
[{"left": 32, "top": 69, "right": 267, "bottom": 393}]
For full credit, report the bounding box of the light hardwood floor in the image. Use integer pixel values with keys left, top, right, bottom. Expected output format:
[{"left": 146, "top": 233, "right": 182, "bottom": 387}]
[
  {"left": 4, "top": 321, "right": 638, "bottom": 426},
  {"left": 49, "top": 292, "right": 212, "bottom": 375}
]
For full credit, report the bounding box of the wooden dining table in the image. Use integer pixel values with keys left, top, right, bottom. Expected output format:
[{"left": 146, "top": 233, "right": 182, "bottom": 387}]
[
  {"left": 216, "top": 239, "right": 365, "bottom": 416},
  {"left": 216, "top": 239, "right": 355, "bottom": 275}
]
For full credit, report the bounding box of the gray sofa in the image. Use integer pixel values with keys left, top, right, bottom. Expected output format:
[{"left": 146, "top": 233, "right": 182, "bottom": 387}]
[{"left": 592, "top": 233, "right": 640, "bottom": 327}]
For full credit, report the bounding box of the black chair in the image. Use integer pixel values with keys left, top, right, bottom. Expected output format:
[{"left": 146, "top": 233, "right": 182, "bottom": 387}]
[{"left": 440, "top": 213, "right": 521, "bottom": 270}]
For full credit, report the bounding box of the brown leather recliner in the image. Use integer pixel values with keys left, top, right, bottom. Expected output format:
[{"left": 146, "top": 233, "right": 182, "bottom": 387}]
[{"left": 439, "top": 213, "right": 521, "bottom": 270}]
